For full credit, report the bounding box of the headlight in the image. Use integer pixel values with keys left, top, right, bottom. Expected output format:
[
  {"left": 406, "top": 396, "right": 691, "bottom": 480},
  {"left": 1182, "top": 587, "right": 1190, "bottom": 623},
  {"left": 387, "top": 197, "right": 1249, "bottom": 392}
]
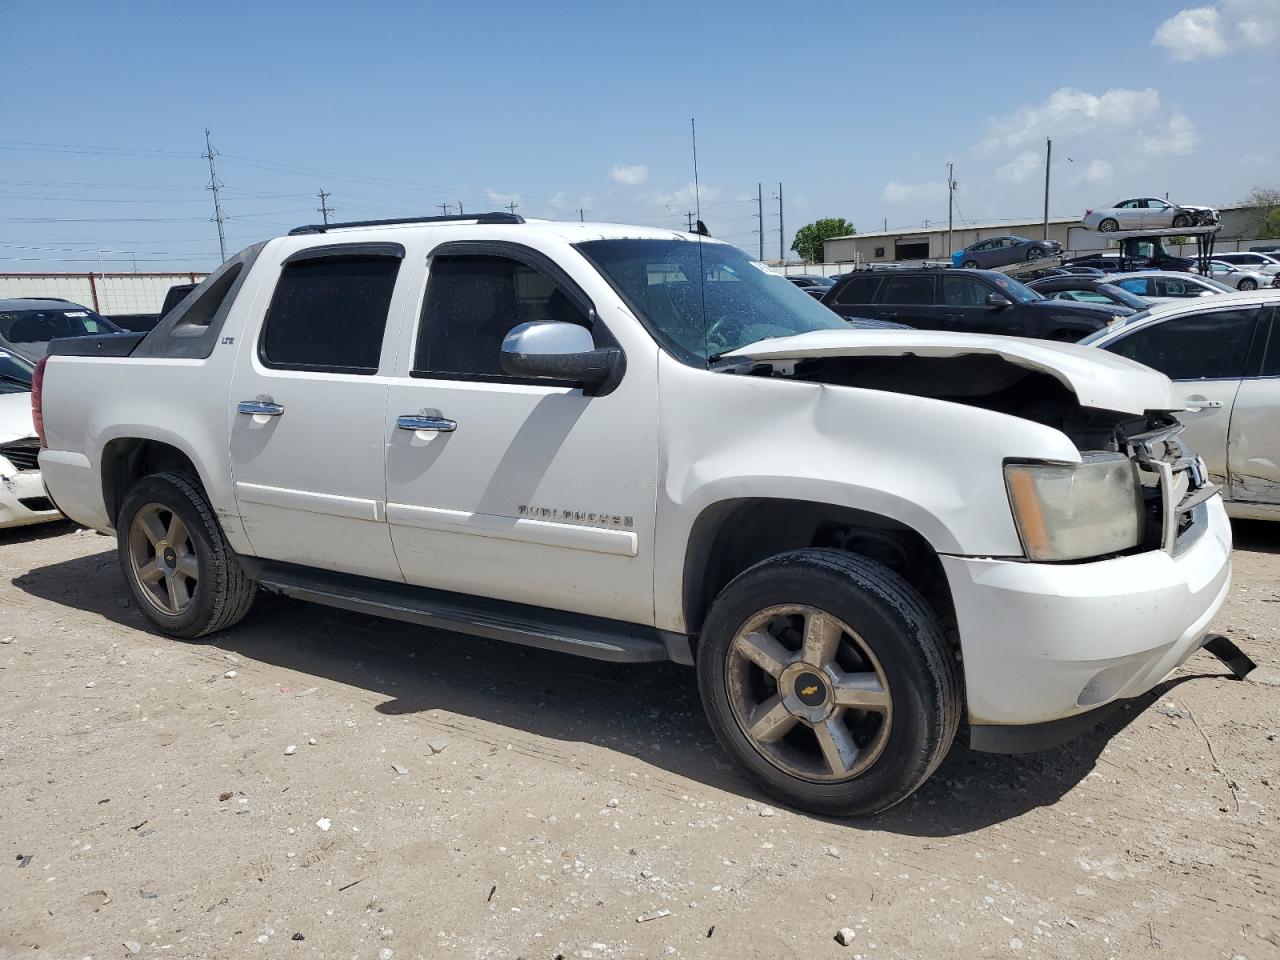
[{"left": 1004, "top": 454, "right": 1144, "bottom": 561}]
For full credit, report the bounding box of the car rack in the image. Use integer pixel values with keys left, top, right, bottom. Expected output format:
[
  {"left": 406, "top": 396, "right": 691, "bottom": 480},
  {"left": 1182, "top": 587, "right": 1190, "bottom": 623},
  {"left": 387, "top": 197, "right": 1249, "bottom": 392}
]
[
  {"left": 1088, "top": 224, "right": 1220, "bottom": 274},
  {"left": 288, "top": 212, "right": 526, "bottom": 236}
]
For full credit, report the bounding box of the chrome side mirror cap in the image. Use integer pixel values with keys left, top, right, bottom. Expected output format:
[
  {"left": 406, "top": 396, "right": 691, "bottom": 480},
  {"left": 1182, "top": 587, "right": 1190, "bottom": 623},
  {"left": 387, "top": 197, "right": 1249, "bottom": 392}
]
[{"left": 500, "top": 321, "right": 622, "bottom": 394}]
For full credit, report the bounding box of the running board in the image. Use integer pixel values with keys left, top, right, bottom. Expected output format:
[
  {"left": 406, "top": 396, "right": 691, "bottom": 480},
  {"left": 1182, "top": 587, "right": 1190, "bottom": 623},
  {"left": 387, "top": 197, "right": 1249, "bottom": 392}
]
[{"left": 244, "top": 560, "right": 693, "bottom": 665}]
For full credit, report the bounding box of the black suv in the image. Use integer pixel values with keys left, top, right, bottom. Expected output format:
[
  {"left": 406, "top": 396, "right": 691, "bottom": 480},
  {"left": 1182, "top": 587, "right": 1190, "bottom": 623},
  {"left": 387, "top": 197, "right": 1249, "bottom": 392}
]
[{"left": 820, "top": 268, "right": 1133, "bottom": 341}]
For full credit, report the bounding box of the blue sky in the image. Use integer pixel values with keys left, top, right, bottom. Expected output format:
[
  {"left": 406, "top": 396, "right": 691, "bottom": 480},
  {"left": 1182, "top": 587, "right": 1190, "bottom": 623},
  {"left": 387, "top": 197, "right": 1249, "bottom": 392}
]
[{"left": 1, "top": 0, "right": 1276, "bottom": 270}]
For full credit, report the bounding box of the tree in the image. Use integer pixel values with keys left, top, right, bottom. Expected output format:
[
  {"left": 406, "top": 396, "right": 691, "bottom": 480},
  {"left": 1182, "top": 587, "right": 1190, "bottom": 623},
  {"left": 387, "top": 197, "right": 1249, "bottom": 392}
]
[
  {"left": 791, "top": 218, "right": 855, "bottom": 263},
  {"left": 1246, "top": 186, "right": 1280, "bottom": 239}
]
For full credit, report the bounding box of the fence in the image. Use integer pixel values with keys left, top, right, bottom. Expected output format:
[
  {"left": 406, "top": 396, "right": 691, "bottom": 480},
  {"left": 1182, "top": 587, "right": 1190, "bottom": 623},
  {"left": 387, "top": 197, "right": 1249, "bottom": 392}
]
[{"left": 0, "top": 272, "right": 208, "bottom": 315}]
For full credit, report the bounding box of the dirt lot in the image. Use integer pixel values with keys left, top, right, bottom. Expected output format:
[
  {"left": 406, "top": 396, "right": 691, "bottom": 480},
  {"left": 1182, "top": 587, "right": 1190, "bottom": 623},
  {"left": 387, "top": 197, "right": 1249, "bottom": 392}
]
[{"left": 1, "top": 521, "right": 1278, "bottom": 960}]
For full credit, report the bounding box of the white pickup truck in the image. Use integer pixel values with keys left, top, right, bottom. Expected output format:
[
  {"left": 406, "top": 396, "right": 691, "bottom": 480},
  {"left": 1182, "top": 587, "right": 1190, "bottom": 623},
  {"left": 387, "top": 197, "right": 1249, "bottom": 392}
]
[{"left": 35, "top": 213, "right": 1242, "bottom": 815}]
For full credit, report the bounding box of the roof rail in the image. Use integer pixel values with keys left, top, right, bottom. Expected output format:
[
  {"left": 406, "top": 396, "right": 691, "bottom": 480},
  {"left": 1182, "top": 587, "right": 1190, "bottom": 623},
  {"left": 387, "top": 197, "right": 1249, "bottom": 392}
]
[{"left": 288, "top": 212, "right": 525, "bottom": 236}]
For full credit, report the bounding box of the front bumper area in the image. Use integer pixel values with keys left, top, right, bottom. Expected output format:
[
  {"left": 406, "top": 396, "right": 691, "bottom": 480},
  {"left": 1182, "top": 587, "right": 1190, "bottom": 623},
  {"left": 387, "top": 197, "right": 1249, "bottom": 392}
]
[
  {"left": 942, "top": 494, "right": 1232, "bottom": 736},
  {"left": 0, "top": 465, "right": 61, "bottom": 529}
]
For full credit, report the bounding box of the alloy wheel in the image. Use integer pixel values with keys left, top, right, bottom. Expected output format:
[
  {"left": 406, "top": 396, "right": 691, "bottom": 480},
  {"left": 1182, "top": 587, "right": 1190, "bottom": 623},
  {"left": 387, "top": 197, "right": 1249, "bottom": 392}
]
[
  {"left": 128, "top": 502, "right": 199, "bottom": 615},
  {"left": 725, "top": 605, "right": 892, "bottom": 783}
]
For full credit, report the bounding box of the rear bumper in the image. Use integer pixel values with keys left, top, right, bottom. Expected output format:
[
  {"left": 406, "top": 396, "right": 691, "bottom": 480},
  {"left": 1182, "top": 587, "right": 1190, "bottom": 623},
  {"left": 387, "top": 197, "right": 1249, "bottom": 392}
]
[
  {"left": 943, "top": 495, "right": 1233, "bottom": 734},
  {"left": 0, "top": 468, "right": 61, "bottom": 529},
  {"left": 37, "top": 448, "right": 111, "bottom": 531}
]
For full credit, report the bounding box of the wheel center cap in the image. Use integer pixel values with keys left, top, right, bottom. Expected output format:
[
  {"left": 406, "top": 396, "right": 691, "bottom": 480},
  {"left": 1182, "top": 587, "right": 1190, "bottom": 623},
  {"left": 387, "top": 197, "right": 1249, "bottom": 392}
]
[
  {"left": 793, "top": 671, "right": 828, "bottom": 707},
  {"left": 156, "top": 541, "right": 177, "bottom": 573},
  {"left": 778, "top": 662, "right": 834, "bottom": 722}
]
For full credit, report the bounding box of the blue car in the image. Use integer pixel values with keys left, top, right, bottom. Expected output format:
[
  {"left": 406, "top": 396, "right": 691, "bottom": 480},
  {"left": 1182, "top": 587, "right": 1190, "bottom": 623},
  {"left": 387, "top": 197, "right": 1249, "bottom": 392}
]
[{"left": 952, "top": 236, "right": 1063, "bottom": 269}]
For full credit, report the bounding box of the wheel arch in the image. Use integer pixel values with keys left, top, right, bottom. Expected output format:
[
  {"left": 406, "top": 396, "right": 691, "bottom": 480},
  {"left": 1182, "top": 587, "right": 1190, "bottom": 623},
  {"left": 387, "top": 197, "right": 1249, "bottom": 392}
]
[
  {"left": 100, "top": 435, "right": 208, "bottom": 527},
  {"left": 680, "top": 497, "right": 959, "bottom": 645}
]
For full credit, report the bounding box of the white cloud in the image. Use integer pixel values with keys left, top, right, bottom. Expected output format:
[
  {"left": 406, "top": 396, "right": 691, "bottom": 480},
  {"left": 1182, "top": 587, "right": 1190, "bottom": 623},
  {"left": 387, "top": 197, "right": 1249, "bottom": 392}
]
[
  {"left": 647, "top": 182, "right": 722, "bottom": 209},
  {"left": 996, "top": 151, "right": 1040, "bottom": 183},
  {"left": 1137, "top": 112, "right": 1199, "bottom": 156},
  {"left": 1069, "top": 159, "right": 1114, "bottom": 186},
  {"left": 1153, "top": 0, "right": 1279, "bottom": 59},
  {"left": 610, "top": 163, "right": 648, "bottom": 186},
  {"left": 882, "top": 180, "right": 947, "bottom": 204},
  {"left": 977, "top": 87, "right": 1161, "bottom": 155}
]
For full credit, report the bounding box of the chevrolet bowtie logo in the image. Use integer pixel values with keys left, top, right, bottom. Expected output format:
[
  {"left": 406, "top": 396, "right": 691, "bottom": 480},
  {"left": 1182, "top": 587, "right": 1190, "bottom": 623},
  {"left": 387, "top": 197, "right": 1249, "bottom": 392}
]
[{"left": 800, "top": 684, "right": 819, "bottom": 696}]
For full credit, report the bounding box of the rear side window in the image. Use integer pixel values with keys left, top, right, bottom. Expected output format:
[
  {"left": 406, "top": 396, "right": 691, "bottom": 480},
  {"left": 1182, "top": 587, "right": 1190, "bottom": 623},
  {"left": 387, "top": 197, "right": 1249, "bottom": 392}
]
[
  {"left": 260, "top": 256, "right": 399, "bottom": 374},
  {"left": 834, "top": 275, "right": 883, "bottom": 305},
  {"left": 882, "top": 275, "right": 936, "bottom": 305},
  {"left": 1107, "top": 308, "right": 1257, "bottom": 381},
  {"left": 1261, "top": 308, "right": 1280, "bottom": 377}
]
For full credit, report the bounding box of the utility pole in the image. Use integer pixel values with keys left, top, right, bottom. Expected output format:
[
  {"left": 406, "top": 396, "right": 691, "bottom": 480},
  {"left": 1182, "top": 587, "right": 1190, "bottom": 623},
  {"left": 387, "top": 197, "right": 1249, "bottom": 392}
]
[
  {"left": 317, "top": 189, "right": 333, "bottom": 225},
  {"left": 203, "top": 128, "right": 227, "bottom": 263},
  {"left": 883, "top": 218, "right": 888, "bottom": 231},
  {"left": 686, "top": 211, "right": 695, "bottom": 232},
  {"left": 579, "top": 208, "right": 585, "bottom": 222},
  {"left": 777, "top": 182, "right": 784, "bottom": 262},
  {"left": 755, "top": 182, "right": 764, "bottom": 260},
  {"left": 439, "top": 202, "right": 451, "bottom": 215},
  {"left": 457, "top": 201, "right": 463, "bottom": 215},
  {"left": 1042, "top": 138, "right": 1052, "bottom": 241},
  {"left": 506, "top": 200, "right": 519, "bottom": 215},
  {"left": 946, "top": 162, "right": 956, "bottom": 257}
]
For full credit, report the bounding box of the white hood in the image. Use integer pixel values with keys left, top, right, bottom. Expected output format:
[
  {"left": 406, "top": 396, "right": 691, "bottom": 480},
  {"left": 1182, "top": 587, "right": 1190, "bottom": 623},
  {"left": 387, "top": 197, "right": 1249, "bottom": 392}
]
[
  {"left": 722, "top": 329, "right": 1176, "bottom": 416},
  {"left": 0, "top": 390, "right": 37, "bottom": 446}
]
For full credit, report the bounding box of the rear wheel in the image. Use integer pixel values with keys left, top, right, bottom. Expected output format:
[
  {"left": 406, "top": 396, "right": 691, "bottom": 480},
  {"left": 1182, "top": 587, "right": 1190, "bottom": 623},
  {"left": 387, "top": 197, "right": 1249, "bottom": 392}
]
[
  {"left": 696, "top": 549, "right": 961, "bottom": 817},
  {"left": 1098, "top": 218, "right": 1119, "bottom": 233},
  {"left": 117, "top": 471, "right": 256, "bottom": 639}
]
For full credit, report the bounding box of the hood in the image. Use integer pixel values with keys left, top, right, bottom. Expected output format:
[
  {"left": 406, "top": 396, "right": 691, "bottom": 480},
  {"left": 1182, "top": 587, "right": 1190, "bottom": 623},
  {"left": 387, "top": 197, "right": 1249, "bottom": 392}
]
[
  {"left": 1029, "top": 297, "right": 1131, "bottom": 318},
  {"left": 0, "top": 390, "right": 36, "bottom": 445},
  {"left": 720, "top": 328, "right": 1177, "bottom": 415}
]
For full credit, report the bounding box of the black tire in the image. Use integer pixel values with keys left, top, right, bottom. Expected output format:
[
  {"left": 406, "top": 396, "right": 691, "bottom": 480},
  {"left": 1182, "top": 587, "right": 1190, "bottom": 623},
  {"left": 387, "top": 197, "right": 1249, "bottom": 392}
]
[
  {"left": 696, "top": 549, "right": 961, "bottom": 817},
  {"left": 962, "top": 259, "right": 979, "bottom": 269},
  {"left": 1098, "top": 218, "right": 1119, "bottom": 233},
  {"left": 1238, "top": 278, "right": 1257, "bottom": 291},
  {"left": 1172, "top": 214, "right": 1192, "bottom": 229},
  {"left": 1027, "top": 247, "right": 1045, "bottom": 261},
  {"left": 116, "top": 471, "right": 256, "bottom": 640}
]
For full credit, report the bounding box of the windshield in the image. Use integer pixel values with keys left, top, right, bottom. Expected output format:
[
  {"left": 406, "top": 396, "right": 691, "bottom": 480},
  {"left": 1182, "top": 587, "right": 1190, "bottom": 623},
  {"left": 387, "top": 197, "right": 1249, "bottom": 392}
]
[
  {"left": 986, "top": 274, "right": 1042, "bottom": 304},
  {"left": 0, "top": 307, "right": 121, "bottom": 344},
  {"left": 576, "top": 239, "right": 849, "bottom": 363},
  {"left": 1096, "top": 283, "right": 1151, "bottom": 310},
  {"left": 0, "top": 350, "right": 34, "bottom": 394}
]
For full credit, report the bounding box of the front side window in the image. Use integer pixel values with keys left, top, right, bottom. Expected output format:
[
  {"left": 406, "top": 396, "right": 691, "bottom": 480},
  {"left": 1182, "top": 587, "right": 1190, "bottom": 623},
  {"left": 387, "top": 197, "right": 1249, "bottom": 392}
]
[
  {"left": 1107, "top": 308, "right": 1257, "bottom": 381},
  {"left": 415, "top": 254, "right": 589, "bottom": 377},
  {"left": 259, "top": 255, "right": 399, "bottom": 374},
  {"left": 942, "top": 275, "right": 989, "bottom": 306},
  {"left": 1153, "top": 277, "right": 1203, "bottom": 298},
  {"left": 1262, "top": 308, "right": 1280, "bottom": 377},
  {"left": 576, "top": 239, "right": 848, "bottom": 363}
]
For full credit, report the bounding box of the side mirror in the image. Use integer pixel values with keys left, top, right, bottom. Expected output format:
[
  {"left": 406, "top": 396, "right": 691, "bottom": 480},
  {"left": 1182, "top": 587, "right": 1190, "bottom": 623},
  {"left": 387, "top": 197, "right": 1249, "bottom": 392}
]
[
  {"left": 985, "top": 293, "right": 1013, "bottom": 308},
  {"left": 500, "top": 321, "right": 622, "bottom": 393}
]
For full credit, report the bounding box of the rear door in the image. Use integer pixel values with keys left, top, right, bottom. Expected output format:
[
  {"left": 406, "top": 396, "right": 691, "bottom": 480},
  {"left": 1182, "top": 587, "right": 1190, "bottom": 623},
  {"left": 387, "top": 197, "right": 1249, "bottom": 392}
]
[
  {"left": 1228, "top": 305, "right": 1280, "bottom": 506},
  {"left": 877, "top": 274, "right": 941, "bottom": 329},
  {"left": 1104, "top": 305, "right": 1261, "bottom": 487},
  {"left": 228, "top": 242, "right": 408, "bottom": 581}
]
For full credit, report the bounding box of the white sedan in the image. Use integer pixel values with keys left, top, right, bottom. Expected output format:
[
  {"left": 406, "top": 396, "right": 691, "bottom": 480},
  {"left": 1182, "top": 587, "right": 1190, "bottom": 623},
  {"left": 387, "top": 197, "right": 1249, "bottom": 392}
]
[
  {"left": 1207, "top": 260, "right": 1280, "bottom": 292},
  {"left": 1081, "top": 290, "right": 1280, "bottom": 521},
  {"left": 1, "top": 349, "right": 62, "bottom": 530},
  {"left": 1082, "top": 197, "right": 1218, "bottom": 233},
  {"left": 1215, "top": 251, "right": 1280, "bottom": 277},
  {"left": 1109, "top": 271, "right": 1236, "bottom": 303}
]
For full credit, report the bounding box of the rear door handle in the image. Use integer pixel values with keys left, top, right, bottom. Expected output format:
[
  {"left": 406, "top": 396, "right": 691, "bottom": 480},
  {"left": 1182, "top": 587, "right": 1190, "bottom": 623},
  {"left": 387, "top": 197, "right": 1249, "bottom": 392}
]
[
  {"left": 237, "top": 397, "right": 285, "bottom": 416},
  {"left": 397, "top": 414, "right": 456, "bottom": 432}
]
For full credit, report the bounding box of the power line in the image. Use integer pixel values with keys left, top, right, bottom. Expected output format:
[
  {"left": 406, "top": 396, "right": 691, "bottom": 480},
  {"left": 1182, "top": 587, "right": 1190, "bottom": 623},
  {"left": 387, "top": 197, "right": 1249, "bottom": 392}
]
[{"left": 204, "top": 128, "right": 228, "bottom": 263}]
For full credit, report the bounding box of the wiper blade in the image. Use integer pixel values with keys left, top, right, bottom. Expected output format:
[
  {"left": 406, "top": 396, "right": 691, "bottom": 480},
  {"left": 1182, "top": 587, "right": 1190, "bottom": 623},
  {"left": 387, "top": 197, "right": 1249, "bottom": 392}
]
[{"left": 0, "top": 372, "right": 32, "bottom": 388}]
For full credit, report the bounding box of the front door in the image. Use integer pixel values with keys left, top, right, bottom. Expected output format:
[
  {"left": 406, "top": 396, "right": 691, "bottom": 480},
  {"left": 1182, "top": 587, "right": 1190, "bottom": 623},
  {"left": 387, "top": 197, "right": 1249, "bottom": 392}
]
[
  {"left": 939, "top": 273, "right": 1004, "bottom": 334},
  {"left": 228, "top": 244, "right": 408, "bottom": 581},
  {"left": 1106, "top": 305, "right": 1261, "bottom": 487},
  {"left": 382, "top": 242, "right": 658, "bottom": 625},
  {"left": 1229, "top": 306, "right": 1280, "bottom": 506}
]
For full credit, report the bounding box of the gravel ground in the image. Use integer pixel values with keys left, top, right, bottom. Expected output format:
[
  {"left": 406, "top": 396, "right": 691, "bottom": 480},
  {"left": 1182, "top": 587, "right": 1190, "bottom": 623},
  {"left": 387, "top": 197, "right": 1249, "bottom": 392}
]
[{"left": 1, "top": 520, "right": 1278, "bottom": 960}]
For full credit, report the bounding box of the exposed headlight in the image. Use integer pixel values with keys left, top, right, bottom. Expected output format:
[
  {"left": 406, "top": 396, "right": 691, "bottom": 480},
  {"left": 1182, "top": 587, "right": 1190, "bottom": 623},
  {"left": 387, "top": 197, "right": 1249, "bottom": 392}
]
[{"left": 1004, "top": 454, "right": 1144, "bottom": 561}]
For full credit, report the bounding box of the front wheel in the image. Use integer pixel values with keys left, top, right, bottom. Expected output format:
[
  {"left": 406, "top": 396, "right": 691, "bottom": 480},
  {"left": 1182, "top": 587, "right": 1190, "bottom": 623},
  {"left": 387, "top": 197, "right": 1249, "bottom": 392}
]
[
  {"left": 1027, "top": 247, "right": 1045, "bottom": 261},
  {"left": 117, "top": 471, "right": 256, "bottom": 640},
  {"left": 1238, "top": 278, "right": 1257, "bottom": 291},
  {"left": 962, "top": 259, "right": 979, "bottom": 269},
  {"left": 696, "top": 549, "right": 961, "bottom": 817},
  {"left": 1172, "top": 214, "right": 1192, "bottom": 228}
]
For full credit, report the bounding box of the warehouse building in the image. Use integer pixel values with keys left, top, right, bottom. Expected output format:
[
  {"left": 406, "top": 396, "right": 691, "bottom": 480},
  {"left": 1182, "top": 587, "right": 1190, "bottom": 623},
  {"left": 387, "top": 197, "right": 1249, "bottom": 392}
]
[
  {"left": 0, "top": 271, "right": 208, "bottom": 315},
  {"left": 822, "top": 203, "right": 1271, "bottom": 264}
]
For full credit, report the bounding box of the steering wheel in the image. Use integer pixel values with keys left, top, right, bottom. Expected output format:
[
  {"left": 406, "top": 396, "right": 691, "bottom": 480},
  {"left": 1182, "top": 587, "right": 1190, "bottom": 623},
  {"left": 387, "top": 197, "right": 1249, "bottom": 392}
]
[{"left": 702, "top": 313, "right": 740, "bottom": 352}]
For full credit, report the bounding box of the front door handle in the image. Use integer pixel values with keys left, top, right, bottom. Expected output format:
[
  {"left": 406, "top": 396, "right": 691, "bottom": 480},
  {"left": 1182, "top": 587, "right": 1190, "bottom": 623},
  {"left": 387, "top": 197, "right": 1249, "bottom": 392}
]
[
  {"left": 397, "top": 414, "right": 456, "bottom": 433},
  {"left": 1184, "top": 398, "right": 1224, "bottom": 410},
  {"left": 238, "top": 397, "right": 285, "bottom": 416}
]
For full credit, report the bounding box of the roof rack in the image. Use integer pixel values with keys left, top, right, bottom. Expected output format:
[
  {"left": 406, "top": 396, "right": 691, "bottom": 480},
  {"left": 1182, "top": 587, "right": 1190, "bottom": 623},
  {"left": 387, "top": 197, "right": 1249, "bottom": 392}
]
[{"left": 288, "top": 212, "right": 525, "bottom": 236}]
